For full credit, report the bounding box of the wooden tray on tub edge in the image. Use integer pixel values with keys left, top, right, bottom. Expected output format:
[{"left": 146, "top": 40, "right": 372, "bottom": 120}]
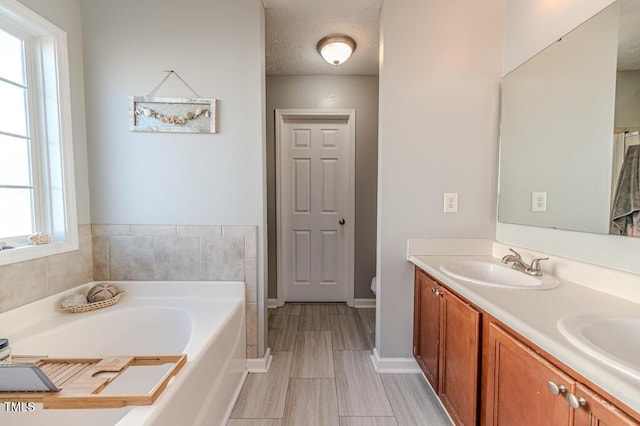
[{"left": 1, "top": 354, "right": 187, "bottom": 409}]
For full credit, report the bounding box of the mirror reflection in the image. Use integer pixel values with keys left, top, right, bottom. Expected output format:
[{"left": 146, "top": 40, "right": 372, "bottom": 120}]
[{"left": 498, "top": 0, "right": 640, "bottom": 238}]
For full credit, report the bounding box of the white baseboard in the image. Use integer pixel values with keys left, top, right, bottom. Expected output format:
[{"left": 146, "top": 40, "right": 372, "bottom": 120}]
[
  {"left": 354, "top": 298, "right": 376, "bottom": 308},
  {"left": 247, "top": 347, "right": 273, "bottom": 373},
  {"left": 269, "top": 298, "right": 375, "bottom": 308},
  {"left": 370, "top": 347, "right": 421, "bottom": 373},
  {"left": 267, "top": 298, "right": 279, "bottom": 309}
]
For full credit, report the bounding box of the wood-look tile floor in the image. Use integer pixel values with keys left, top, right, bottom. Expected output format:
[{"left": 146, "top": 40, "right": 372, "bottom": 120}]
[{"left": 229, "top": 304, "right": 452, "bottom": 426}]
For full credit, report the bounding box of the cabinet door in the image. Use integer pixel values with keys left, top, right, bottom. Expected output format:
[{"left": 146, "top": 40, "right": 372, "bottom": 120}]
[
  {"left": 485, "top": 322, "right": 574, "bottom": 426},
  {"left": 573, "top": 383, "right": 640, "bottom": 426},
  {"left": 413, "top": 268, "right": 440, "bottom": 390},
  {"left": 439, "top": 288, "right": 481, "bottom": 426}
]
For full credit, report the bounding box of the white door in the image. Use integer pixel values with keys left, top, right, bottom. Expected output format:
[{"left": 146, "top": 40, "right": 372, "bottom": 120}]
[{"left": 277, "top": 110, "right": 354, "bottom": 303}]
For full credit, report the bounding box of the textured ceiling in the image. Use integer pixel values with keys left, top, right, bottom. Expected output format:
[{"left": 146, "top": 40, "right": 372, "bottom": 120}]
[
  {"left": 618, "top": 0, "right": 640, "bottom": 70},
  {"left": 264, "top": 0, "right": 382, "bottom": 76}
]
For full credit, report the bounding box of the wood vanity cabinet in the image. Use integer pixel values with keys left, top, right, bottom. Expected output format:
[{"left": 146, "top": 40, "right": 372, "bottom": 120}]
[
  {"left": 484, "top": 321, "right": 575, "bottom": 426},
  {"left": 484, "top": 320, "right": 640, "bottom": 426},
  {"left": 573, "top": 383, "right": 639, "bottom": 426},
  {"left": 413, "top": 267, "right": 481, "bottom": 426},
  {"left": 413, "top": 265, "right": 640, "bottom": 426}
]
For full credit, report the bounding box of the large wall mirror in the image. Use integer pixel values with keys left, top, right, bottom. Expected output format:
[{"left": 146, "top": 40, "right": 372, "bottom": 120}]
[{"left": 499, "top": 0, "right": 640, "bottom": 237}]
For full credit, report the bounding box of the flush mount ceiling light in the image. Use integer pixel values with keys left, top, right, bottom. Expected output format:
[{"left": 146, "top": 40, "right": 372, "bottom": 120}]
[{"left": 316, "top": 35, "right": 357, "bottom": 66}]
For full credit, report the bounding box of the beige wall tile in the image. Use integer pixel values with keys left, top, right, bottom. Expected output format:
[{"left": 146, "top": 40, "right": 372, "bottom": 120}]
[
  {"left": 91, "top": 224, "right": 131, "bottom": 236},
  {"left": 131, "top": 225, "right": 176, "bottom": 236},
  {"left": 46, "top": 236, "right": 93, "bottom": 295},
  {"left": 109, "top": 236, "right": 154, "bottom": 280},
  {"left": 153, "top": 236, "right": 199, "bottom": 280},
  {"left": 200, "top": 237, "right": 244, "bottom": 280},
  {"left": 223, "top": 225, "right": 257, "bottom": 259},
  {"left": 247, "top": 302, "right": 258, "bottom": 346},
  {"left": 247, "top": 345, "right": 258, "bottom": 359},
  {"left": 78, "top": 224, "right": 93, "bottom": 237},
  {"left": 0, "top": 259, "right": 47, "bottom": 312},
  {"left": 177, "top": 225, "right": 221, "bottom": 237},
  {"left": 92, "top": 236, "right": 109, "bottom": 280},
  {"left": 245, "top": 259, "right": 257, "bottom": 303}
]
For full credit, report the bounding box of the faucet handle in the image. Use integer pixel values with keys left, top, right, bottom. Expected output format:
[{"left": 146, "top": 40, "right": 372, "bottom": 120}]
[
  {"left": 508, "top": 248, "right": 522, "bottom": 259},
  {"left": 529, "top": 257, "right": 549, "bottom": 272}
]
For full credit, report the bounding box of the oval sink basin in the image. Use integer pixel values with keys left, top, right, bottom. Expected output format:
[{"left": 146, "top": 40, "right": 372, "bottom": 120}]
[
  {"left": 558, "top": 313, "right": 640, "bottom": 380},
  {"left": 439, "top": 260, "right": 559, "bottom": 290}
]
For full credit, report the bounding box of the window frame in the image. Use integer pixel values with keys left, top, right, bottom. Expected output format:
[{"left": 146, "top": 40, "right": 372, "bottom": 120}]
[{"left": 0, "top": 0, "right": 78, "bottom": 267}]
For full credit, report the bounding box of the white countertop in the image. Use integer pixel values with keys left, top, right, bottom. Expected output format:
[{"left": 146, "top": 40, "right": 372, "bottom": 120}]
[{"left": 409, "top": 254, "right": 640, "bottom": 416}]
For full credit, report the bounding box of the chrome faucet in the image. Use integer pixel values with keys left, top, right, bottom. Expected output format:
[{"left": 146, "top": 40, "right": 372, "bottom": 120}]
[{"left": 501, "top": 249, "right": 548, "bottom": 277}]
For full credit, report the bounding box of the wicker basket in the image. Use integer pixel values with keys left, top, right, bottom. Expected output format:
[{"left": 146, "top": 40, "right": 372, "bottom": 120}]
[{"left": 60, "top": 292, "right": 125, "bottom": 313}]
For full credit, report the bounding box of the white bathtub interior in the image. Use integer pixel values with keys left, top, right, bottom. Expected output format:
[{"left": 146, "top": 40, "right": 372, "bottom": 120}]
[{"left": 0, "top": 281, "right": 247, "bottom": 426}]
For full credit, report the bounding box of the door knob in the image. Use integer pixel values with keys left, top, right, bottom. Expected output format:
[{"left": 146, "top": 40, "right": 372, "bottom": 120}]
[
  {"left": 566, "top": 393, "right": 587, "bottom": 410},
  {"left": 547, "top": 381, "right": 567, "bottom": 396},
  {"left": 339, "top": 218, "right": 345, "bottom": 225}
]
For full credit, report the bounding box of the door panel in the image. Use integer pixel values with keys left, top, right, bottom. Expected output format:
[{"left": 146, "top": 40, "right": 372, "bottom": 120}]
[
  {"left": 413, "top": 268, "right": 440, "bottom": 390},
  {"left": 439, "top": 288, "right": 480, "bottom": 426},
  {"left": 485, "top": 322, "right": 574, "bottom": 426},
  {"left": 293, "top": 159, "right": 311, "bottom": 213},
  {"left": 573, "top": 383, "right": 640, "bottom": 426},
  {"left": 281, "top": 118, "right": 349, "bottom": 302}
]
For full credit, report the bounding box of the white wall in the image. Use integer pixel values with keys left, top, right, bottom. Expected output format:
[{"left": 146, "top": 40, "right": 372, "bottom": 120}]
[
  {"left": 81, "top": 0, "right": 264, "bottom": 227},
  {"left": 504, "top": 0, "right": 615, "bottom": 73},
  {"left": 265, "top": 75, "right": 378, "bottom": 300},
  {"left": 80, "top": 0, "right": 267, "bottom": 352},
  {"left": 498, "top": 0, "right": 640, "bottom": 276},
  {"left": 377, "top": 0, "right": 505, "bottom": 357},
  {"left": 18, "top": 0, "right": 91, "bottom": 224}
]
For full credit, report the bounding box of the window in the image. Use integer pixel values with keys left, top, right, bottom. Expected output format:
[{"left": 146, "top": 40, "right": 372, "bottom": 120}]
[{"left": 0, "top": 0, "right": 78, "bottom": 266}]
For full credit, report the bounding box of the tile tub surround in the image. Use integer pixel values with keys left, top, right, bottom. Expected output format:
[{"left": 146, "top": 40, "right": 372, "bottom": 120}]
[
  {"left": 92, "top": 224, "right": 259, "bottom": 358},
  {"left": 0, "top": 224, "right": 93, "bottom": 313}
]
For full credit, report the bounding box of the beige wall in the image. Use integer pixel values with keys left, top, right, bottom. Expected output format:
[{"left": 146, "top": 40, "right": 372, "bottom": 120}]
[
  {"left": 266, "top": 75, "right": 379, "bottom": 300},
  {"left": 376, "top": 0, "right": 505, "bottom": 357}
]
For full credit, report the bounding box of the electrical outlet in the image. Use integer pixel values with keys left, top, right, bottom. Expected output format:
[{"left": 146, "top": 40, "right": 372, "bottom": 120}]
[
  {"left": 532, "top": 192, "right": 547, "bottom": 212},
  {"left": 444, "top": 193, "right": 458, "bottom": 213}
]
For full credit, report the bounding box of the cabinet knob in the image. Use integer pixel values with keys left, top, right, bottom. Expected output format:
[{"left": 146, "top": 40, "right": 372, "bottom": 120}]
[
  {"left": 566, "top": 393, "right": 587, "bottom": 410},
  {"left": 547, "top": 381, "right": 567, "bottom": 396}
]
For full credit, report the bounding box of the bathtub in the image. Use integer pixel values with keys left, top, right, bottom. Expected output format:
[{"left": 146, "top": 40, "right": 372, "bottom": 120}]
[{"left": 0, "top": 281, "right": 247, "bottom": 426}]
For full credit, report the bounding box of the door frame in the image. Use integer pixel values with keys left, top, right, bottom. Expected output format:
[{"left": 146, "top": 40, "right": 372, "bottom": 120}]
[{"left": 275, "top": 108, "right": 356, "bottom": 307}]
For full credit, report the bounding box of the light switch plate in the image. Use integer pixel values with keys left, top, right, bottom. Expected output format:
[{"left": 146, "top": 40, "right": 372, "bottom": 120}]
[
  {"left": 532, "top": 192, "right": 547, "bottom": 212},
  {"left": 444, "top": 193, "right": 458, "bottom": 213}
]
